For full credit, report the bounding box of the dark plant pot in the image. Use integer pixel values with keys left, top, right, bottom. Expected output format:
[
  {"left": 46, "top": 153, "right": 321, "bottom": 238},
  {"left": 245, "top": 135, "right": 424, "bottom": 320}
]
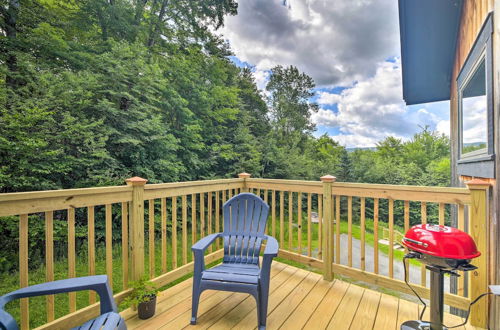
[{"left": 138, "top": 295, "right": 157, "bottom": 320}]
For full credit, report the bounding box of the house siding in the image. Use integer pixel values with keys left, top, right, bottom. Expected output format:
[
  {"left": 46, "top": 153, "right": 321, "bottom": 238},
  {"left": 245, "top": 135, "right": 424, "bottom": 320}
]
[{"left": 450, "top": 0, "right": 497, "bottom": 327}]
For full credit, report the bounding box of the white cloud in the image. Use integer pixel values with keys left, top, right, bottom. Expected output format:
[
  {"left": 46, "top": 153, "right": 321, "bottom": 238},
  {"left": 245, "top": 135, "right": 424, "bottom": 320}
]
[
  {"left": 311, "top": 60, "right": 449, "bottom": 147},
  {"left": 253, "top": 69, "right": 270, "bottom": 90},
  {"left": 317, "top": 92, "right": 341, "bottom": 105},
  {"left": 436, "top": 120, "right": 450, "bottom": 137},
  {"left": 329, "top": 134, "right": 379, "bottom": 148},
  {"left": 313, "top": 108, "right": 339, "bottom": 126},
  {"left": 462, "top": 96, "right": 487, "bottom": 143},
  {"left": 219, "top": 0, "right": 399, "bottom": 86}
]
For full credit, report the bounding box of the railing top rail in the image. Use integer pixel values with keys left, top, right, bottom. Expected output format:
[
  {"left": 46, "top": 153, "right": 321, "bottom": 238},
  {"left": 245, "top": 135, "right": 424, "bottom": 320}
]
[
  {"left": 332, "top": 181, "right": 470, "bottom": 194},
  {"left": 143, "top": 178, "right": 244, "bottom": 200},
  {"left": 0, "top": 185, "right": 131, "bottom": 202},
  {"left": 246, "top": 178, "right": 471, "bottom": 204},
  {"left": 144, "top": 178, "right": 243, "bottom": 190}
]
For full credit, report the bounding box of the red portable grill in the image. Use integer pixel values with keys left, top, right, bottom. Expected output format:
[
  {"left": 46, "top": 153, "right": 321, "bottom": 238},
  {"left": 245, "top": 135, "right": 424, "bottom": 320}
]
[{"left": 400, "top": 224, "right": 480, "bottom": 330}]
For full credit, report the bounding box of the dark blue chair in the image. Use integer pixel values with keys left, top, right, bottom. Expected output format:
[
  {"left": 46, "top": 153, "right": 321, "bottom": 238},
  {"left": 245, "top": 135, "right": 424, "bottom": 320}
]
[
  {"left": 191, "top": 193, "right": 279, "bottom": 330},
  {"left": 0, "top": 275, "right": 126, "bottom": 330}
]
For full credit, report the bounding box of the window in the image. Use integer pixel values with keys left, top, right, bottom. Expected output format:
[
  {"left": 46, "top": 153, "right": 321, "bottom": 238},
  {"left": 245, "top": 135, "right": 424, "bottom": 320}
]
[
  {"left": 457, "top": 13, "right": 494, "bottom": 178},
  {"left": 460, "top": 57, "right": 487, "bottom": 157}
]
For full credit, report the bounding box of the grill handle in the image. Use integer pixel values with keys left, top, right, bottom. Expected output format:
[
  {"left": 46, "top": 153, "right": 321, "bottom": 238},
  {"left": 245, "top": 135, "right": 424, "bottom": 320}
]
[{"left": 403, "top": 237, "right": 429, "bottom": 248}]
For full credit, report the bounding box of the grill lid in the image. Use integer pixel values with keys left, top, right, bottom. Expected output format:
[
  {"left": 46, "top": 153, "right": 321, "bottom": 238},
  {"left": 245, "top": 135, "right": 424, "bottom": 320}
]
[{"left": 402, "top": 224, "right": 480, "bottom": 260}]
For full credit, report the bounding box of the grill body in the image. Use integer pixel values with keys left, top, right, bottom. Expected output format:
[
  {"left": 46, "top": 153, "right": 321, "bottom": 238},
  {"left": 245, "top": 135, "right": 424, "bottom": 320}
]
[{"left": 400, "top": 224, "right": 480, "bottom": 330}]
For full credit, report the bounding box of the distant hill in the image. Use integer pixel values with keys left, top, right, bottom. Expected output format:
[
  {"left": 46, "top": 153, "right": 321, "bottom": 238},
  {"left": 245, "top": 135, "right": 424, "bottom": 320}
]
[
  {"left": 463, "top": 142, "right": 486, "bottom": 147},
  {"left": 346, "top": 147, "right": 377, "bottom": 152}
]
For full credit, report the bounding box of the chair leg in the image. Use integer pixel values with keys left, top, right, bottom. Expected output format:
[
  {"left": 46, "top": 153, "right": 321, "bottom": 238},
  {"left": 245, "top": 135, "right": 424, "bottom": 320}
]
[
  {"left": 254, "top": 290, "right": 263, "bottom": 330},
  {"left": 258, "top": 283, "right": 270, "bottom": 330},
  {"left": 191, "top": 280, "right": 202, "bottom": 324}
]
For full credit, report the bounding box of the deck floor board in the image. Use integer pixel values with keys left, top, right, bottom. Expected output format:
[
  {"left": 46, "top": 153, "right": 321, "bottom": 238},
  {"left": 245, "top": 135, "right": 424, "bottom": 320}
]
[{"left": 123, "top": 261, "right": 479, "bottom": 330}]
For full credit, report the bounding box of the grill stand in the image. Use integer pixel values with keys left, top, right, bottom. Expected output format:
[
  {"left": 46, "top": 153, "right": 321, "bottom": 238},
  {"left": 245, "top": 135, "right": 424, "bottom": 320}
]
[{"left": 401, "top": 266, "right": 448, "bottom": 330}]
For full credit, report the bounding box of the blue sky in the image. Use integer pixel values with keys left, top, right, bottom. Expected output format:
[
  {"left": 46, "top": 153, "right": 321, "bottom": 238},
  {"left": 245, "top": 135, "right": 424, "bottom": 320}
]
[{"left": 219, "top": 0, "right": 450, "bottom": 147}]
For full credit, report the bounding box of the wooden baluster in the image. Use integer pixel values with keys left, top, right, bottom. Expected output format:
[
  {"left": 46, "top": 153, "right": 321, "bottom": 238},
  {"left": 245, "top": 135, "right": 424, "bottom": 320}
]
[
  {"left": 222, "top": 190, "right": 226, "bottom": 234},
  {"left": 161, "top": 198, "right": 167, "bottom": 273},
  {"left": 200, "top": 193, "right": 205, "bottom": 239},
  {"left": 148, "top": 200, "right": 155, "bottom": 278},
  {"left": 373, "top": 198, "right": 379, "bottom": 274},
  {"left": 215, "top": 191, "right": 220, "bottom": 249},
  {"left": 404, "top": 201, "right": 410, "bottom": 281},
  {"left": 45, "top": 211, "right": 54, "bottom": 322},
  {"left": 208, "top": 192, "right": 213, "bottom": 253},
  {"left": 318, "top": 194, "right": 323, "bottom": 259},
  {"left": 307, "top": 193, "right": 312, "bottom": 257},
  {"left": 182, "top": 195, "right": 188, "bottom": 264},
  {"left": 191, "top": 194, "right": 197, "bottom": 246},
  {"left": 88, "top": 206, "right": 96, "bottom": 304},
  {"left": 272, "top": 190, "right": 276, "bottom": 238},
  {"left": 106, "top": 204, "right": 113, "bottom": 287},
  {"left": 280, "top": 191, "right": 285, "bottom": 247},
  {"left": 388, "top": 198, "right": 394, "bottom": 278},
  {"left": 335, "top": 195, "right": 340, "bottom": 264},
  {"left": 457, "top": 204, "right": 465, "bottom": 296},
  {"left": 264, "top": 190, "right": 269, "bottom": 234},
  {"left": 439, "top": 202, "right": 445, "bottom": 225},
  {"left": 298, "top": 192, "right": 302, "bottom": 255},
  {"left": 421, "top": 202, "right": 427, "bottom": 286},
  {"left": 68, "top": 207, "right": 76, "bottom": 311},
  {"left": 19, "top": 214, "right": 29, "bottom": 330},
  {"left": 288, "top": 191, "right": 293, "bottom": 251},
  {"left": 121, "top": 203, "right": 129, "bottom": 289},
  {"left": 348, "top": 196, "right": 353, "bottom": 267},
  {"left": 360, "top": 197, "right": 366, "bottom": 271},
  {"left": 172, "top": 196, "right": 178, "bottom": 269}
]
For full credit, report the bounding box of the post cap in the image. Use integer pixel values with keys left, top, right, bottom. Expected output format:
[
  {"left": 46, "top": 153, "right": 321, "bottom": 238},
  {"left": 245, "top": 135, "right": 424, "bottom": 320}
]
[
  {"left": 320, "top": 175, "right": 336, "bottom": 182},
  {"left": 466, "top": 178, "right": 491, "bottom": 189},
  {"left": 238, "top": 172, "right": 251, "bottom": 179},
  {"left": 125, "top": 176, "right": 148, "bottom": 186}
]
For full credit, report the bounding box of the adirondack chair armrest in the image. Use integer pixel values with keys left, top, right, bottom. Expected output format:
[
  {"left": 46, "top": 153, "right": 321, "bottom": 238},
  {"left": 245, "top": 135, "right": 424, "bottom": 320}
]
[
  {"left": 192, "top": 233, "right": 222, "bottom": 272},
  {"left": 192, "top": 233, "right": 222, "bottom": 253},
  {"left": 0, "top": 275, "right": 116, "bottom": 317},
  {"left": 263, "top": 235, "right": 279, "bottom": 258}
]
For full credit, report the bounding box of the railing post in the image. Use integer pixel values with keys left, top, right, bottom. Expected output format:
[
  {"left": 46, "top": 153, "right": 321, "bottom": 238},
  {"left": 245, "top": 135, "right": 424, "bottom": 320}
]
[
  {"left": 126, "top": 176, "right": 148, "bottom": 282},
  {"left": 321, "top": 175, "right": 336, "bottom": 281},
  {"left": 466, "top": 178, "right": 490, "bottom": 329},
  {"left": 238, "top": 172, "right": 251, "bottom": 192}
]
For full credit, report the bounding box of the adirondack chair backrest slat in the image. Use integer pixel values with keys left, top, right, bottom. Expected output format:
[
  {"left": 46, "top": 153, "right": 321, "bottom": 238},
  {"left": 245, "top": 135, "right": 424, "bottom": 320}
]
[{"left": 222, "top": 193, "right": 269, "bottom": 264}]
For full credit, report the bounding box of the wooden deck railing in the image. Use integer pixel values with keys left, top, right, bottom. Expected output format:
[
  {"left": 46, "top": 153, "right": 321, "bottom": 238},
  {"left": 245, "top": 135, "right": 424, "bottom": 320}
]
[
  {"left": 245, "top": 175, "right": 489, "bottom": 328},
  {"left": 0, "top": 173, "right": 490, "bottom": 329}
]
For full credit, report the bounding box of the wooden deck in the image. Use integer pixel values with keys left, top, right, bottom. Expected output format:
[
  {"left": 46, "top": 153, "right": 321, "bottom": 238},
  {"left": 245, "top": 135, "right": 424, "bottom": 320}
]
[{"left": 122, "top": 261, "right": 479, "bottom": 330}]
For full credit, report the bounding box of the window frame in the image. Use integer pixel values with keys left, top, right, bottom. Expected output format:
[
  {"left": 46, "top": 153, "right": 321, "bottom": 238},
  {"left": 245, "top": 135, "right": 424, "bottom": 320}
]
[{"left": 456, "top": 13, "right": 495, "bottom": 178}]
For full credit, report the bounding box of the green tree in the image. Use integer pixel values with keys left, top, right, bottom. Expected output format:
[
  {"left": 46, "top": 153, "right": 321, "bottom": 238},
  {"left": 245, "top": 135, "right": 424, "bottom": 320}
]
[{"left": 266, "top": 65, "right": 318, "bottom": 144}]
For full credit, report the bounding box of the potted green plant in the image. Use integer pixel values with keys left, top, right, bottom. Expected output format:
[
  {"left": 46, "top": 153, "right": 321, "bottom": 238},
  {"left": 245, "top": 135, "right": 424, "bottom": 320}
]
[{"left": 121, "top": 276, "right": 159, "bottom": 319}]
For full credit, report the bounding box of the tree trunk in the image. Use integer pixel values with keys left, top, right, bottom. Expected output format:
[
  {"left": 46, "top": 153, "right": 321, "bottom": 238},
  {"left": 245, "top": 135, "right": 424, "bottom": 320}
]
[{"left": 147, "top": 0, "right": 168, "bottom": 48}]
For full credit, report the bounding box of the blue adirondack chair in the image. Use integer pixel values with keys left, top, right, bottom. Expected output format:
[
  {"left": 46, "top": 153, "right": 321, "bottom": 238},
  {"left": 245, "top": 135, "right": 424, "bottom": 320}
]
[
  {"left": 191, "top": 193, "right": 279, "bottom": 330},
  {"left": 0, "top": 275, "right": 126, "bottom": 330}
]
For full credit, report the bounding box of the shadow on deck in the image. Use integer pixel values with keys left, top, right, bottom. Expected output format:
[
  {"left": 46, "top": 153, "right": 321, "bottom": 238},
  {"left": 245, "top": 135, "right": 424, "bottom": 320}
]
[{"left": 121, "top": 261, "right": 478, "bottom": 330}]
